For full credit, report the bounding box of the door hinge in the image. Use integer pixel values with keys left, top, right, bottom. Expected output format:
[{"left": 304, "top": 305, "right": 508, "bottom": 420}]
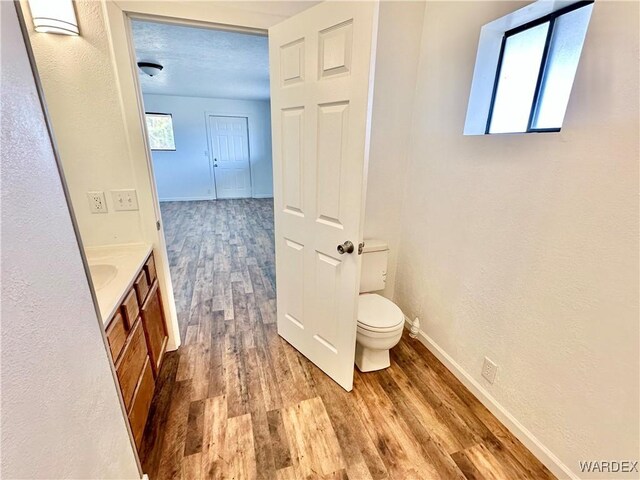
[{"left": 358, "top": 242, "right": 365, "bottom": 255}]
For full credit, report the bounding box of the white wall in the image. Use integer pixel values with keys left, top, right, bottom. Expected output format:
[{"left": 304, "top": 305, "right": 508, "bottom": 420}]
[
  {"left": 21, "top": 0, "right": 144, "bottom": 247},
  {"left": 20, "top": 0, "right": 182, "bottom": 354},
  {"left": 1, "top": 3, "right": 139, "bottom": 478},
  {"left": 364, "top": 1, "right": 424, "bottom": 300},
  {"left": 143, "top": 94, "right": 273, "bottom": 201},
  {"left": 395, "top": 1, "right": 639, "bottom": 477}
]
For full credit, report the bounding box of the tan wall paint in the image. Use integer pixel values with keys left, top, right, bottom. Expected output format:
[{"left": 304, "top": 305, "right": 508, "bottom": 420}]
[
  {"left": 395, "top": 1, "right": 639, "bottom": 477},
  {"left": 364, "top": 1, "right": 425, "bottom": 300},
  {"left": 1, "top": 3, "right": 139, "bottom": 478},
  {"left": 22, "top": 0, "right": 144, "bottom": 246}
]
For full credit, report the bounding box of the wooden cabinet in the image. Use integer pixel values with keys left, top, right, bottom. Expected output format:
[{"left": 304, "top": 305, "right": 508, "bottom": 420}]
[
  {"left": 140, "top": 281, "right": 168, "bottom": 377},
  {"left": 128, "top": 357, "right": 155, "bottom": 449},
  {"left": 115, "top": 319, "right": 148, "bottom": 411},
  {"left": 145, "top": 255, "right": 156, "bottom": 285},
  {"left": 121, "top": 289, "right": 139, "bottom": 328},
  {"left": 106, "top": 311, "right": 128, "bottom": 361},
  {"left": 134, "top": 270, "right": 149, "bottom": 306},
  {"left": 105, "top": 251, "right": 168, "bottom": 455}
]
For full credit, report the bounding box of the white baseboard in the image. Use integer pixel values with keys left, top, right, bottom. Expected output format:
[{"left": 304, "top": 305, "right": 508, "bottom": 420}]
[
  {"left": 159, "top": 194, "right": 273, "bottom": 201},
  {"left": 403, "top": 317, "right": 577, "bottom": 480},
  {"left": 158, "top": 195, "right": 215, "bottom": 202}
]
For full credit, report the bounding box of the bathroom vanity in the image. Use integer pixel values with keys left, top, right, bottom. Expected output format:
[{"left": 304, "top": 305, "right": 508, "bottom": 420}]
[{"left": 86, "top": 244, "right": 168, "bottom": 452}]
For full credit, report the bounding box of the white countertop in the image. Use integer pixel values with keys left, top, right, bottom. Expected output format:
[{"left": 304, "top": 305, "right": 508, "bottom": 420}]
[{"left": 85, "top": 243, "right": 152, "bottom": 325}]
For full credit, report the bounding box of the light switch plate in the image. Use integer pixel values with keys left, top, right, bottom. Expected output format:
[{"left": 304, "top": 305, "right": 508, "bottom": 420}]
[
  {"left": 111, "top": 189, "right": 139, "bottom": 211},
  {"left": 87, "top": 191, "right": 107, "bottom": 213}
]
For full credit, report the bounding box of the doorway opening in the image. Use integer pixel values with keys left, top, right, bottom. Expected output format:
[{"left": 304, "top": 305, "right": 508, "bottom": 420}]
[{"left": 131, "top": 19, "right": 276, "bottom": 343}]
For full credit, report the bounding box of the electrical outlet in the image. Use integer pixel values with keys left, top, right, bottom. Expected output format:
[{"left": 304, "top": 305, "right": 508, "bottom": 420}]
[
  {"left": 111, "top": 189, "right": 139, "bottom": 211},
  {"left": 482, "top": 357, "right": 498, "bottom": 384},
  {"left": 87, "top": 191, "right": 107, "bottom": 213}
]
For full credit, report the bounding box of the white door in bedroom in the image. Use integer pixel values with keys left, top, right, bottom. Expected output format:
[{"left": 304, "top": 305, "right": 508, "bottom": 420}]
[
  {"left": 208, "top": 115, "right": 252, "bottom": 199},
  {"left": 269, "top": 1, "right": 378, "bottom": 391}
]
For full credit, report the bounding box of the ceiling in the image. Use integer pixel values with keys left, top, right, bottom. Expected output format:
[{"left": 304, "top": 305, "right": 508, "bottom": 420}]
[
  {"left": 209, "top": 1, "right": 320, "bottom": 18},
  {"left": 132, "top": 20, "right": 270, "bottom": 100}
]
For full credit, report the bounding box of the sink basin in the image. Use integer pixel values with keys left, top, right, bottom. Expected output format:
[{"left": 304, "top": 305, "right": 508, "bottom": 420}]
[{"left": 89, "top": 264, "right": 118, "bottom": 290}]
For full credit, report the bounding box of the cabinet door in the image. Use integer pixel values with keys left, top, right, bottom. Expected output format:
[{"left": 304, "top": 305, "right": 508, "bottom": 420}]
[
  {"left": 134, "top": 270, "right": 149, "bottom": 306},
  {"left": 115, "top": 319, "right": 148, "bottom": 410},
  {"left": 128, "top": 356, "right": 155, "bottom": 449},
  {"left": 141, "top": 280, "right": 168, "bottom": 376},
  {"left": 121, "top": 289, "right": 139, "bottom": 329},
  {"left": 106, "top": 311, "right": 128, "bottom": 362}
]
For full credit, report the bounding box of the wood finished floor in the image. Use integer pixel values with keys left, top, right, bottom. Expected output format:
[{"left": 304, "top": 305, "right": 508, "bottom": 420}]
[{"left": 140, "top": 199, "right": 555, "bottom": 480}]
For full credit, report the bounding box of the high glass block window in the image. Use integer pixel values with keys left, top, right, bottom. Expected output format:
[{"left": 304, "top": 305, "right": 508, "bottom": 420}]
[
  {"left": 486, "top": 1, "right": 594, "bottom": 134},
  {"left": 145, "top": 113, "right": 176, "bottom": 150}
]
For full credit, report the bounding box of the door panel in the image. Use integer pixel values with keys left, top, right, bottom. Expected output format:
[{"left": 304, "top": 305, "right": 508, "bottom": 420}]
[
  {"left": 319, "top": 20, "right": 353, "bottom": 78},
  {"left": 282, "top": 237, "right": 305, "bottom": 330},
  {"left": 316, "top": 101, "right": 349, "bottom": 228},
  {"left": 209, "top": 115, "right": 252, "bottom": 198},
  {"left": 269, "top": 1, "right": 378, "bottom": 391},
  {"left": 281, "top": 107, "right": 305, "bottom": 215}
]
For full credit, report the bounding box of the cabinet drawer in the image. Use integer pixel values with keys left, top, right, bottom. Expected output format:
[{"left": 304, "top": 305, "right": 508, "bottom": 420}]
[
  {"left": 106, "top": 311, "right": 127, "bottom": 361},
  {"left": 141, "top": 281, "right": 168, "bottom": 377},
  {"left": 134, "top": 270, "right": 149, "bottom": 306},
  {"left": 121, "top": 289, "right": 139, "bottom": 329},
  {"left": 128, "top": 356, "right": 155, "bottom": 450},
  {"left": 145, "top": 254, "right": 157, "bottom": 285},
  {"left": 116, "top": 319, "right": 148, "bottom": 411}
]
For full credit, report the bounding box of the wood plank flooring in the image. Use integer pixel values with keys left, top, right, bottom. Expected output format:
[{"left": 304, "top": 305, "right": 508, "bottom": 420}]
[{"left": 141, "top": 199, "right": 555, "bottom": 480}]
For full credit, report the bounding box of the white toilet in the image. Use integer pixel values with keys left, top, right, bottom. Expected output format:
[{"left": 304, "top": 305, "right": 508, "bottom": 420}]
[{"left": 355, "top": 240, "right": 405, "bottom": 372}]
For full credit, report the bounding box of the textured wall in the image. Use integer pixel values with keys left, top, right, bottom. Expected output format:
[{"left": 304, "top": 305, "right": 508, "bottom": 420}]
[
  {"left": 0, "top": 3, "right": 139, "bottom": 478},
  {"left": 364, "top": 1, "right": 425, "bottom": 300},
  {"left": 21, "top": 0, "right": 145, "bottom": 247},
  {"left": 395, "top": 1, "right": 639, "bottom": 476},
  {"left": 143, "top": 94, "right": 274, "bottom": 200}
]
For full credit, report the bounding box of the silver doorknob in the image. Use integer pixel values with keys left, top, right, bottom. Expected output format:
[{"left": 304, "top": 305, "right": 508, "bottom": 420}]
[{"left": 337, "top": 240, "right": 354, "bottom": 255}]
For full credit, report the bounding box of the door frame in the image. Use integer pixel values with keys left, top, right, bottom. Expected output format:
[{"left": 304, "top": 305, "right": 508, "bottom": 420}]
[
  {"left": 102, "top": 2, "right": 273, "bottom": 354},
  {"left": 205, "top": 113, "right": 253, "bottom": 199}
]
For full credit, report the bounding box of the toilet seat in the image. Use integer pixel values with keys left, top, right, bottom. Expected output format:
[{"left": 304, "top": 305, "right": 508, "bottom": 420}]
[{"left": 357, "top": 294, "right": 404, "bottom": 333}]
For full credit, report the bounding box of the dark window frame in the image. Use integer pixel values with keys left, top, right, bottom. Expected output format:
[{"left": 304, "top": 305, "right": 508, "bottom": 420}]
[
  {"left": 485, "top": 0, "right": 594, "bottom": 135},
  {"left": 145, "top": 112, "right": 176, "bottom": 151}
]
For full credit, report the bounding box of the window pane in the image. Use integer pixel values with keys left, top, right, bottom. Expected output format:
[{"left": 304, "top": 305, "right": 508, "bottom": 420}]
[
  {"left": 146, "top": 114, "right": 175, "bottom": 150},
  {"left": 532, "top": 5, "right": 593, "bottom": 129},
  {"left": 489, "top": 22, "right": 549, "bottom": 134}
]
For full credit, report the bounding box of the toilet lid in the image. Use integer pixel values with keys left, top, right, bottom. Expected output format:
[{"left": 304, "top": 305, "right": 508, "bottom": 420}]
[{"left": 358, "top": 294, "right": 404, "bottom": 331}]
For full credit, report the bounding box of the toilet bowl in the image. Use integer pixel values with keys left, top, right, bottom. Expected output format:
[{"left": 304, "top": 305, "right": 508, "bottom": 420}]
[{"left": 355, "top": 293, "right": 404, "bottom": 372}]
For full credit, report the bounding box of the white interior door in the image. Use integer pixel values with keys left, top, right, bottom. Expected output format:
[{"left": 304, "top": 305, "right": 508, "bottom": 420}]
[
  {"left": 269, "top": 1, "right": 379, "bottom": 391},
  {"left": 209, "top": 115, "right": 252, "bottom": 198}
]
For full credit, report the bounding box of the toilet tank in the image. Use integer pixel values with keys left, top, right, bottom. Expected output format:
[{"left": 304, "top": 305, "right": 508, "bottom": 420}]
[{"left": 360, "top": 239, "right": 389, "bottom": 293}]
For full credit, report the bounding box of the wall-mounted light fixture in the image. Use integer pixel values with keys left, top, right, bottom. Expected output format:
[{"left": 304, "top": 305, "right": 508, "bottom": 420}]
[
  {"left": 137, "top": 62, "right": 164, "bottom": 77},
  {"left": 27, "top": 0, "right": 79, "bottom": 36}
]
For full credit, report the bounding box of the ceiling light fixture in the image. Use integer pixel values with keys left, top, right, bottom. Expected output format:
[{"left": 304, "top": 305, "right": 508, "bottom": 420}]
[
  {"left": 27, "top": 0, "right": 79, "bottom": 36},
  {"left": 137, "top": 62, "right": 164, "bottom": 77}
]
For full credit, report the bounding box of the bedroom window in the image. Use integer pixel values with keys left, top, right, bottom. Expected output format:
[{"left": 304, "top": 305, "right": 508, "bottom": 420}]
[{"left": 145, "top": 113, "right": 176, "bottom": 150}]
